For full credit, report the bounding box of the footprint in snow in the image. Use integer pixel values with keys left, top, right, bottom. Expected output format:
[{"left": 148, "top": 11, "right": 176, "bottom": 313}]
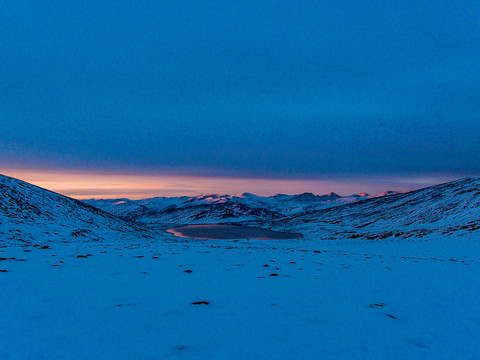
[
  {"left": 115, "top": 303, "right": 135, "bottom": 308},
  {"left": 368, "top": 303, "right": 398, "bottom": 319}
]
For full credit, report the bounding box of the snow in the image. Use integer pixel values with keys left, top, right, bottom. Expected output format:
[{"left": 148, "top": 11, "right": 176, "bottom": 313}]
[
  {"left": 1, "top": 234, "right": 479, "bottom": 359},
  {"left": 263, "top": 177, "right": 480, "bottom": 241},
  {"left": 84, "top": 190, "right": 367, "bottom": 226},
  {"left": 1, "top": 174, "right": 480, "bottom": 359},
  {"left": 0, "top": 175, "right": 153, "bottom": 244}
]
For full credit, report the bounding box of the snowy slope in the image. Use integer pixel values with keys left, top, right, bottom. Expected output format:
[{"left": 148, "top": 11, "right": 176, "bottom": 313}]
[
  {"left": 264, "top": 177, "right": 480, "bottom": 240},
  {"left": 0, "top": 174, "right": 154, "bottom": 244}
]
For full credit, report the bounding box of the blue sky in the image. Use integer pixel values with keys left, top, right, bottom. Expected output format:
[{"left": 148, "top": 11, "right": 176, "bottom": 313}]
[{"left": 1, "top": 1, "right": 479, "bottom": 195}]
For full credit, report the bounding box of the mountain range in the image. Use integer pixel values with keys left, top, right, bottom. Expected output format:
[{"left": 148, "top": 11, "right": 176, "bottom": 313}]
[
  {"left": 84, "top": 191, "right": 392, "bottom": 228},
  {"left": 1, "top": 173, "right": 479, "bottom": 242}
]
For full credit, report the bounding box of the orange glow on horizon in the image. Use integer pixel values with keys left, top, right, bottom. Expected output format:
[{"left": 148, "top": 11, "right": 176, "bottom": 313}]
[{"left": 1, "top": 168, "right": 460, "bottom": 200}]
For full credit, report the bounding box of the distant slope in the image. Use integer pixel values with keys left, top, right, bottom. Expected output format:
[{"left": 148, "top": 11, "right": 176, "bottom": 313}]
[
  {"left": 264, "top": 177, "right": 480, "bottom": 240},
  {"left": 0, "top": 174, "right": 154, "bottom": 244}
]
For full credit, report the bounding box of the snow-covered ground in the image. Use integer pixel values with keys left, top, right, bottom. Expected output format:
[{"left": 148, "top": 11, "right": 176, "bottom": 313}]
[
  {"left": 1, "top": 233, "right": 479, "bottom": 359},
  {"left": 1, "top": 174, "right": 480, "bottom": 359}
]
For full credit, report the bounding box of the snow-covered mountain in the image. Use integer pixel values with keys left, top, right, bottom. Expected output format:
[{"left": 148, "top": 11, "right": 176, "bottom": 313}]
[
  {"left": 263, "top": 177, "right": 480, "bottom": 240},
  {"left": 3, "top": 173, "right": 479, "bottom": 243},
  {"left": 84, "top": 191, "right": 370, "bottom": 227},
  {"left": 85, "top": 180, "right": 479, "bottom": 233},
  {"left": 0, "top": 174, "right": 154, "bottom": 244},
  {"left": 2, "top": 174, "right": 480, "bottom": 359}
]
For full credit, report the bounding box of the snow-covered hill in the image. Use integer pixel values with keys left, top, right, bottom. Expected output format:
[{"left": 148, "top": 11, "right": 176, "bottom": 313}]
[
  {"left": 263, "top": 177, "right": 480, "bottom": 240},
  {"left": 0, "top": 174, "right": 154, "bottom": 244}
]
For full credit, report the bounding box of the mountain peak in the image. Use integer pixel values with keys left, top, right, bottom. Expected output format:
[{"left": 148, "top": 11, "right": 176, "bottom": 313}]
[
  {"left": 294, "top": 192, "right": 317, "bottom": 201},
  {"left": 356, "top": 192, "right": 369, "bottom": 197}
]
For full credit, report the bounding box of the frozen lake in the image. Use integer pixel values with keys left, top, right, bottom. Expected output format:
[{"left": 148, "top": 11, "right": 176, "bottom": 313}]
[{"left": 166, "top": 224, "right": 303, "bottom": 240}]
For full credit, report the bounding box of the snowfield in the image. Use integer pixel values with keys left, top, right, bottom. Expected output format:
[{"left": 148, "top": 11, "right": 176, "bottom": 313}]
[{"left": 1, "top": 174, "right": 479, "bottom": 359}]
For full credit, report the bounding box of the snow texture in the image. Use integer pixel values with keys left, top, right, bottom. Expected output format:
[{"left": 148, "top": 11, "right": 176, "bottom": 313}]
[{"left": 1, "top": 174, "right": 479, "bottom": 359}]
